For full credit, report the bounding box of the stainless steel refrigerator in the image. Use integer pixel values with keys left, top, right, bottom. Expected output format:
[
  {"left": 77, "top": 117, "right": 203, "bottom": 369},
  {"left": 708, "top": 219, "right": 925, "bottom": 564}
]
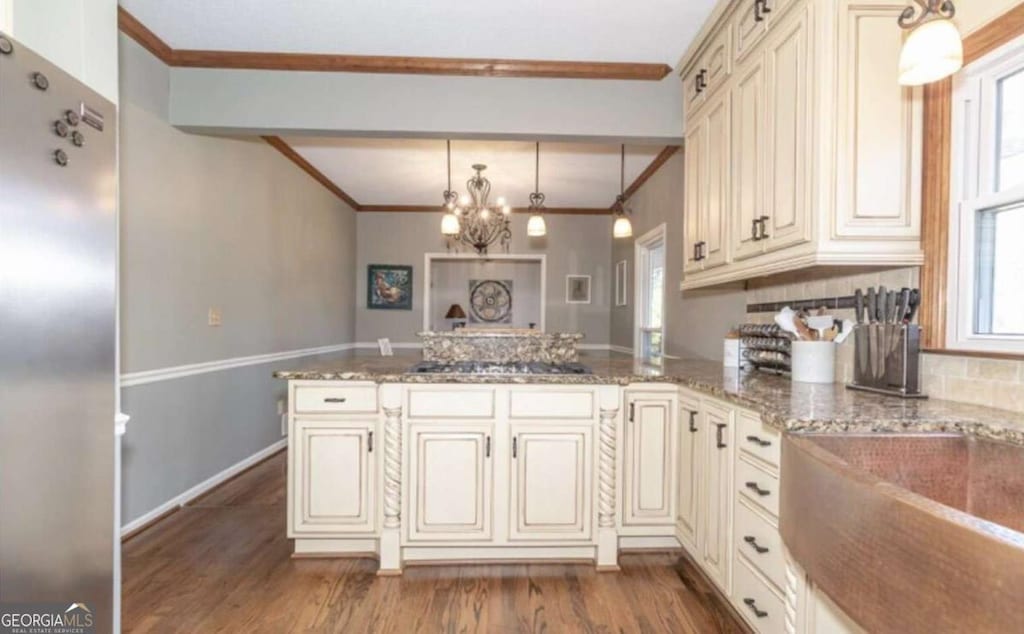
[{"left": 0, "top": 32, "right": 117, "bottom": 632}]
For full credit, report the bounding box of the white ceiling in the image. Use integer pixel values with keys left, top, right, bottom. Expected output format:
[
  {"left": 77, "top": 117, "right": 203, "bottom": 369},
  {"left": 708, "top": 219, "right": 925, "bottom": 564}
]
[
  {"left": 282, "top": 138, "right": 664, "bottom": 208},
  {"left": 119, "top": 0, "right": 717, "bottom": 66}
]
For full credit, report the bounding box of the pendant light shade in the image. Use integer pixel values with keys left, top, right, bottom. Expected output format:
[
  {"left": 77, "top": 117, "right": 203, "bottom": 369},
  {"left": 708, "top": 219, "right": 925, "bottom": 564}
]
[
  {"left": 527, "top": 214, "right": 547, "bottom": 237},
  {"left": 613, "top": 215, "right": 633, "bottom": 238},
  {"left": 898, "top": 18, "right": 963, "bottom": 86},
  {"left": 441, "top": 212, "right": 461, "bottom": 235}
]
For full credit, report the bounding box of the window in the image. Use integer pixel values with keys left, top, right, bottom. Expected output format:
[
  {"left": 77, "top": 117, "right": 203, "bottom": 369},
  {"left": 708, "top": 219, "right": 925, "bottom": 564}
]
[
  {"left": 949, "top": 37, "right": 1024, "bottom": 353},
  {"left": 635, "top": 224, "right": 667, "bottom": 359}
]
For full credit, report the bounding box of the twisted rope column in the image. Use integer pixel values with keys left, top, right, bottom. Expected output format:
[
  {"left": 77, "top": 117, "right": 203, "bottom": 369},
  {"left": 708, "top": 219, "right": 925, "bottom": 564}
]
[
  {"left": 598, "top": 407, "right": 617, "bottom": 529},
  {"left": 382, "top": 406, "right": 402, "bottom": 529}
]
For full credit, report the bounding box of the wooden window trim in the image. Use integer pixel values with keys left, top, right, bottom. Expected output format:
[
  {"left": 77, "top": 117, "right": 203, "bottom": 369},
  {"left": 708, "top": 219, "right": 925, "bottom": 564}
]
[{"left": 919, "top": 4, "right": 1024, "bottom": 357}]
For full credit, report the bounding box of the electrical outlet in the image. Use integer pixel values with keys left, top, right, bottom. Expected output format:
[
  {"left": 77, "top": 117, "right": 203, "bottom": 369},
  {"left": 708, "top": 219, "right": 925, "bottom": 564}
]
[{"left": 207, "top": 307, "right": 222, "bottom": 327}]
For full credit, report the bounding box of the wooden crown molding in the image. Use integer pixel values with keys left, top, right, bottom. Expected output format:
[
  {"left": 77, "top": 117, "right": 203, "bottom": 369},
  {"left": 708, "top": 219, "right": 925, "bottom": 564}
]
[
  {"left": 919, "top": 4, "right": 1024, "bottom": 351},
  {"left": 357, "top": 205, "right": 612, "bottom": 215},
  {"left": 117, "top": 8, "right": 670, "bottom": 81},
  {"left": 262, "top": 136, "right": 361, "bottom": 210},
  {"left": 621, "top": 145, "right": 680, "bottom": 203}
]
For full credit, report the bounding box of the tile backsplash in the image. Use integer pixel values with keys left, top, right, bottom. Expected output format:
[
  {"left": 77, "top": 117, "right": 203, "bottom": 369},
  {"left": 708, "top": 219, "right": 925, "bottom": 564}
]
[{"left": 745, "top": 266, "right": 1024, "bottom": 414}]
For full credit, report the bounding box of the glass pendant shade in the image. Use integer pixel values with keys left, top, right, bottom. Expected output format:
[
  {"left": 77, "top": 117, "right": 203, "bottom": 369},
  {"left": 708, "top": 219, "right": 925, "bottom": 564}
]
[
  {"left": 527, "top": 214, "right": 547, "bottom": 237},
  {"left": 613, "top": 215, "right": 633, "bottom": 238},
  {"left": 898, "top": 18, "right": 963, "bottom": 86},
  {"left": 441, "top": 212, "right": 461, "bottom": 235}
]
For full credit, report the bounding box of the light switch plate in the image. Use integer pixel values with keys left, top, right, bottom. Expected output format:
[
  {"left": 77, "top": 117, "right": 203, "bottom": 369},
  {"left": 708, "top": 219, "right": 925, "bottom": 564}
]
[{"left": 208, "top": 307, "right": 222, "bottom": 327}]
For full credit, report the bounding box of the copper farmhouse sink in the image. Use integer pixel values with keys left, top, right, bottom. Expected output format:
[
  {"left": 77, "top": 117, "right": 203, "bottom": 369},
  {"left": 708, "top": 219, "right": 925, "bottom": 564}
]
[{"left": 781, "top": 433, "right": 1024, "bottom": 633}]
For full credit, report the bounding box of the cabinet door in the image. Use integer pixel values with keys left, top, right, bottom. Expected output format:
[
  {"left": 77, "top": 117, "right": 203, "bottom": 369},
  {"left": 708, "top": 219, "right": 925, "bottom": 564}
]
[
  {"left": 407, "top": 424, "right": 493, "bottom": 541},
  {"left": 624, "top": 395, "right": 676, "bottom": 526},
  {"left": 702, "top": 93, "right": 731, "bottom": 269},
  {"left": 700, "top": 401, "right": 735, "bottom": 592},
  {"left": 683, "top": 119, "right": 706, "bottom": 274},
  {"left": 833, "top": 1, "right": 922, "bottom": 239},
  {"left": 735, "top": 0, "right": 768, "bottom": 63},
  {"left": 676, "top": 396, "right": 702, "bottom": 554},
  {"left": 291, "top": 418, "right": 375, "bottom": 535},
  {"left": 763, "top": 6, "right": 812, "bottom": 253},
  {"left": 509, "top": 425, "right": 592, "bottom": 541},
  {"left": 731, "top": 59, "right": 767, "bottom": 261}
]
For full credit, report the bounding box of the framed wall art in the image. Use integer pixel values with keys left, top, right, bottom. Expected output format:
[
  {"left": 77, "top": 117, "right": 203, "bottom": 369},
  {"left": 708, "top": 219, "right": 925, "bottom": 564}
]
[
  {"left": 615, "top": 260, "right": 628, "bottom": 307},
  {"left": 367, "top": 265, "right": 413, "bottom": 310},
  {"left": 566, "top": 274, "right": 591, "bottom": 304}
]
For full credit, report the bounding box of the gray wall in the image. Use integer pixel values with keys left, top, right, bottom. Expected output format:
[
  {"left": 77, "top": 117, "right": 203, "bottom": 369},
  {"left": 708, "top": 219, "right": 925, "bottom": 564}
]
[
  {"left": 118, "top": 35, "right": 357, "bottom": 525},
  {"left": 356, "top": 212, "right": 613, "bottom": 345},
  {"left": 431, "top": 260, "right": 542, "bottom": 330},
  {"left": 610, "top": 152, "right": 746, "bottom": 360}
]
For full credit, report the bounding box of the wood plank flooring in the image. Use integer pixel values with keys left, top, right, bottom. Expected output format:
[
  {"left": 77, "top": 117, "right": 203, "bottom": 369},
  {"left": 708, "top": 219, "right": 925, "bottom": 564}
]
[{"left": 122, "top": 451, "right": 747, "bottom": 633}]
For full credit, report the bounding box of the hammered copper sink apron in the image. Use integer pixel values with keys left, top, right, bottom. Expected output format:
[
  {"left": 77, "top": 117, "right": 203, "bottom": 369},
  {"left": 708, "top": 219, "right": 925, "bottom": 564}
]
[{"left": 781, "top": 433, "right": 1024, "bottom": 633}]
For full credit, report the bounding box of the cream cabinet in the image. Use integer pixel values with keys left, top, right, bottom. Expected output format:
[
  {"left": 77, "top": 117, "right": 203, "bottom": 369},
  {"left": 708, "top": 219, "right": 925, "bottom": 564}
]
[
  {"left": 623, "top": 390, "right": 678, "bottom": 527},
  {"left": 407, "top": 423, "right": 493, "bottom": 542},
  {"left": 509, "top": 425, "right": 592, "bottom": 541},
  {"left": 700, "top": 399, "right": 735, "bottom": 591},
  {"left": 679, "top": 0, "right": 923, "bottom": 290},
  {"left": 289, "top": 418, "right": 376, "bottom": 536},
  {"left": 675, "top": 395, "right": 702, "bottom": 553}
]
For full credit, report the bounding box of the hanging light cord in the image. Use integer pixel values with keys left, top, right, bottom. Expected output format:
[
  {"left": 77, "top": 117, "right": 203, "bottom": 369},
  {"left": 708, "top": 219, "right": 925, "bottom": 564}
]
[
  {"left": 446, "top": 140, "right": 452, "bottom": 192},
  {"left": 620, "top": 144, "right": 625, "bottom": 196},
  {"left": 535, "top": 142, "right": 540, "bottom": 191}
]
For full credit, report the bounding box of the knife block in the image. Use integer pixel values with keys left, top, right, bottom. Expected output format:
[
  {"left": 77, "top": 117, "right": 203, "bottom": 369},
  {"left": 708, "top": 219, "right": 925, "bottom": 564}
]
[{"left": 847, "top": 324, "right": 925, "bottom": 398}]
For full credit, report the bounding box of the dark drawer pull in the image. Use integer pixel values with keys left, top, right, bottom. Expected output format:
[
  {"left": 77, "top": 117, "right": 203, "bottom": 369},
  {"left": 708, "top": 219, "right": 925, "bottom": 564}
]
[
  {"left": 745, "top": 481, "right": 770, "bottom": 496},
  {"left": 367, "top": 431, "right": 373, "bottom": 453},
  {"left": 743, "top": 598, "right": 768, "bottom": 618},
  {"left": 744, "top": 535, "right": 769, "bottom": 554},
  {"left": 688, "top": 410, "right": 698, "bottom": 433},
  {"left": 715, "top": 423, "right": 727, "bottom": 449},
  {"left": 323, "top": 397, "right": 347, "bottom": 403},
  {"left": 746, "top": 435, "right": 772, "bottom": 447}
]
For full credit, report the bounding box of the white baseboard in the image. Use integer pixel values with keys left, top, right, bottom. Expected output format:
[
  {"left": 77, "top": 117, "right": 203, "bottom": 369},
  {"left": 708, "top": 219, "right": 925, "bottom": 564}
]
[
  {"left": 618, "top": 535, "right": 683, "bottom": 550},
  {"left": 120, "top": 438, "right": 288, "bottom": 536},
  {"left": 605, "top": 344, "right": 634, "bottom": 355}
]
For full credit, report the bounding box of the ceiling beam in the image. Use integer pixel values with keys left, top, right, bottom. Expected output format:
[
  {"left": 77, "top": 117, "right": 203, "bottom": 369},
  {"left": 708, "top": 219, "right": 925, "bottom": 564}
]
[
  {"left": 358, "top": 205, "right": 612, "bottom": 215},
  {"left": 118, "top": 8, "right": 670, "bottom": 81}
]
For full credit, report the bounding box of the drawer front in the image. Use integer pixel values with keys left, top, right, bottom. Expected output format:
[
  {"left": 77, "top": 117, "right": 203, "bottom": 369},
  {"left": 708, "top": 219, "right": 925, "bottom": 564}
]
[
  {"left": 407, "top": 387, "right": 496, "bottom": 419},
  {"left": 509, "top": 389, "right": 595, "bottom": 420},
  {"left": 293, "top": 385, "right": 378, "bottom": 414},
  {"left": 684, "top": 65, "right": 707, "bottom": 113},
  {"left": 736, "top": 456, "right": 780, "bottom": 518},
  {"left": 734, "top": 498, "right": 785, "bottom": 591},
  {"left": 736, "top": 412, "right": 781, "bottom": 468},
  {"left": 703, "top": 26, "right": 732, "bottom": 96},
  {"left": 735, "top": 1, "right": 768, "bottom": 62},
  {"left": 733, "top": 557, "right": 786, "bottom": 633}
]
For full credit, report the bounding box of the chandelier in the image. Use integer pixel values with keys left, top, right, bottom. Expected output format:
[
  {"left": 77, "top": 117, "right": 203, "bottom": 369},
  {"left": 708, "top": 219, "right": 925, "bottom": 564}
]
[{"left": 440, "top": 140, "right": 512, "bottom": 254}]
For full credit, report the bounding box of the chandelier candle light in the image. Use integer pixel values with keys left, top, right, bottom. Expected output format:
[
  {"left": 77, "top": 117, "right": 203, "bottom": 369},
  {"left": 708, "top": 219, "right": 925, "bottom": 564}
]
[
  {"left": 439, "top": 140, "right": 512, "bottom": 254},
  {"left": 897, "top": 0, "right": 962, "bottom": 86}
]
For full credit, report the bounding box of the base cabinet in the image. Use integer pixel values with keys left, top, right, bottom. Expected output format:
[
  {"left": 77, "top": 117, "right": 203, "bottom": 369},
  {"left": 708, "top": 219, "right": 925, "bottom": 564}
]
[
  {"left": 699, "top": 400, "right": 735, "bottom": 591},
  {"left": 675, "top": 396, "right": 702, "bottom": 552},
  {"left": 509, "top": 425, "right": 592, "bottom": 541},
  {"left": 407, "top": 424, "right": 494, "bottom": 542},
  {"left": 290, "top": 418, "right": 376, "bottom": 535},
  {"left": 623, "top": 391, "right": 678, "bottom": 526}
]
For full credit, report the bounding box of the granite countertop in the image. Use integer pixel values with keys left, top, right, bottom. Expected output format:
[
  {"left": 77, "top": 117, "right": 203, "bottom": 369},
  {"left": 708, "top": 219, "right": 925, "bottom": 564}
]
[
  {"left": 274, "top": 351, "right": 1024, "bottom": 447},
  {"left": 419, "top": 329, "right": 583, "bottom": 339}
]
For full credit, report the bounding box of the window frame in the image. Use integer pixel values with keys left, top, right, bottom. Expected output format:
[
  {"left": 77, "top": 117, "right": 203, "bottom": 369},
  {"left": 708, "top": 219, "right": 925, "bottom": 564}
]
[
  {"left": 633, "top": 223, "right": 667, "bottom": 359},
  {"left": 919, "top": 6, "right": 1024, "bottom": 360},
  {"left": 946, "top": 35, "right": 1024, "bottom": 354}
]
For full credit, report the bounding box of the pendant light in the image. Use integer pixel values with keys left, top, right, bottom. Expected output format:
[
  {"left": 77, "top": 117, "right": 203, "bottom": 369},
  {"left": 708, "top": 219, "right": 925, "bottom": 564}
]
[
  {"left": 527, "top": 142, "right": 547, "bottom": 237},
  {"left": 897, "top": 0, "right": 962, "bottom": 86},
  {"left": 612, "top": 144, "right": 633, "bottom": 239},
  {"left": 440, "top": 140, "right": 461, "bottom": 236}
]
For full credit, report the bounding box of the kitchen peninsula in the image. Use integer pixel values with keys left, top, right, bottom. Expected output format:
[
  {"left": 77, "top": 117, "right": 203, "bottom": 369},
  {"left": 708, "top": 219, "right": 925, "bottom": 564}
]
[{"left": 275, "top": 331, "right": 1024, "bottom": 633}]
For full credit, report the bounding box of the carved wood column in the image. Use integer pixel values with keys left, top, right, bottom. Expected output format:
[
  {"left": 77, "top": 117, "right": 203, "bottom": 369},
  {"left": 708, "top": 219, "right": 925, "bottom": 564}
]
[
  {"left": 377, "top": 384, "right": 403, "bottom": 575},
  {"left": 596, "top": 386, "right": 620, "bottom": 571}
]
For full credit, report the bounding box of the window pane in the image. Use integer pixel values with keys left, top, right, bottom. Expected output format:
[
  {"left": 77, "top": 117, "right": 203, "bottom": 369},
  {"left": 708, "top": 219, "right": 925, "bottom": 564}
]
[
  {"left": 645, "top": 243, "right": 665, "bottom": 329},
  {"left": 997, "top": 69, "right": 1024, "bottom": 192},
  {"left": 974, "top": 200, "right": 1024, "bottom": 335}
]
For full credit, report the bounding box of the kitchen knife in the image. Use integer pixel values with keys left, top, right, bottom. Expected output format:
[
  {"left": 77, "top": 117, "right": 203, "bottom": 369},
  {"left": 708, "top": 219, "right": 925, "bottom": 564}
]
[
  {"left": 896, "top": 288, "right": 911, "bottom": 325},
  {"left": 877, "top": 286, "right": 887, "bottom": 322},
  {"left": 885, "top": 291, "right": 897, "bottom": 325},
  {"left": 854, "top": 289, "right": 864, "bottom": 324},
  {"left": 905, "top": 289, "right": 921, "bottom": 324},
  {"left": 866, "top": 287, "right": 877, "bottom": 323}
]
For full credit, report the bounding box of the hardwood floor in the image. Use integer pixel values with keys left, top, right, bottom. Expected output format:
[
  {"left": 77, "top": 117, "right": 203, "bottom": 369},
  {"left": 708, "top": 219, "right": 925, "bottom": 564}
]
[{"left": 122, "top": 451, "right": 747, "bottom": 633}]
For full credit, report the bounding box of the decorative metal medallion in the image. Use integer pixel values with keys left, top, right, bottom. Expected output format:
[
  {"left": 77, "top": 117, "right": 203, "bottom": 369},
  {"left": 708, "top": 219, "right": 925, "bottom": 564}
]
[{"left": 469, "top": 279, "right": 513, "bottom": 323}]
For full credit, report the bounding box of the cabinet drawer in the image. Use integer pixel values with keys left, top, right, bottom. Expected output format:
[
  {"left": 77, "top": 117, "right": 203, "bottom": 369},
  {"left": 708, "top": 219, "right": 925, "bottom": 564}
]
[
  {"left": 736, "top": 412, "right": 781, "bottom": 468},
  {"left": 736, "top": 456, "right": 779, "bottom": 518},
  {"left": 734, "top": 498, "right": 785, "bottom": 591},
  {"left": 509, "top": 389, "right": 595, "bottom": 420},
  {"left": 733, "top": 556, "right": 786, "bottom": 633},
  {"left": 407, "top": 387, "right": 495, "bottom": 419},
  {"left": 293, "top": 384, "right": 378, "bottom": 414}
]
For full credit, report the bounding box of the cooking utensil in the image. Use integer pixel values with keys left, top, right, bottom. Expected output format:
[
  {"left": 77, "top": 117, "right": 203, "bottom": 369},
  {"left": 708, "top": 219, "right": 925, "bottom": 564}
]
[
  {"left": 866, "top": 287, "right": 877, "bottom": 323},
  {"left": 854, "top": 289, "right": 865, "bottom": 324},
  {"left": 905, "top": 289, "right": 920, "bottom": 323},
  {"left": 834, "top": 319, "right": 855, "bottom": 344},
  {"left": 876, "top": 286, "right": 887, "bottom": 322}
]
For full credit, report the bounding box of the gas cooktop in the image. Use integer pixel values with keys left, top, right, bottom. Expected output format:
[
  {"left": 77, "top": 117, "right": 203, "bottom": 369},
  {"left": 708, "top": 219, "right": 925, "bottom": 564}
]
[{"left": 407, "top": 361, "right": 593, "bottom": 375}]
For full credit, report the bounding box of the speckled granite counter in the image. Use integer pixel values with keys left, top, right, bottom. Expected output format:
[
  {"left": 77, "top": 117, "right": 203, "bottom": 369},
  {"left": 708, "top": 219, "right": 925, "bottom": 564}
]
[{"left": 274, "top": 351, "right": 1024, "bottom": 447}]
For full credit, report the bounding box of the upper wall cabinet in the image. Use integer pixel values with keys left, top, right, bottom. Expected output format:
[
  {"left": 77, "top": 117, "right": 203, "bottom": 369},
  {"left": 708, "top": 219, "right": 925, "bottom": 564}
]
[{"left": 679, "top": 0, "right": 923, "bottom": 290}]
